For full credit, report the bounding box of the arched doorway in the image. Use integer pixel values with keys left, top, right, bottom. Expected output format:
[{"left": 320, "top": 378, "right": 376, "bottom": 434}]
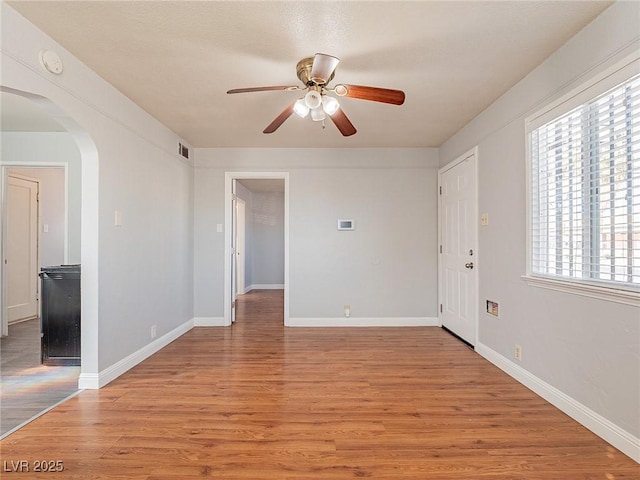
[{"left": 0, "top": 87, "right": 100, "bottom": 436}]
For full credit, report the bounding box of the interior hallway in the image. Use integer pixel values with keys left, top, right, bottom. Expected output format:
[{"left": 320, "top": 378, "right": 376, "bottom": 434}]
[{"left": 0, "top": 290, "right": 637, "bottom": 478}]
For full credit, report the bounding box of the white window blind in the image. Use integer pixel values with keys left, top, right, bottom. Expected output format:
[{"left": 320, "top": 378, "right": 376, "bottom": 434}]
[{"left": 530, "top": 73, "right": 640, "bottom": 289}]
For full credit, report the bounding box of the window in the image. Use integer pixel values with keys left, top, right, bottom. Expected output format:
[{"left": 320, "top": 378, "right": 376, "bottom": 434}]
[{"left": 529, "top": 71, "right": 640, "bottom": 292}]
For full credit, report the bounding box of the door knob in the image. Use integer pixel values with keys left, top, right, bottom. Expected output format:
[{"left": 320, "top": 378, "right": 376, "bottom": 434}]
[{"left": 465, "top": 262, "right": 474, "bottom": 269}]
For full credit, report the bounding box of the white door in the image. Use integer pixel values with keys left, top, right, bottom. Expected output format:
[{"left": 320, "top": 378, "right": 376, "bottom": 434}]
[
  {"left": 230, "top": 180, "right": 237, "bottom": 323},
  {"left": 236, "top": 198, "right": 246, "bottom": 296},
  {"left": 7, "top": 174, "right": 39, "bottom": 324},
  {"left": 439, "top": 150, "right": 477, "bottom": 345}
]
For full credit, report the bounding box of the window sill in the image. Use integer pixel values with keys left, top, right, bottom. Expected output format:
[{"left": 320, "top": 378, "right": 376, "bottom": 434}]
[{"left": 521, "top": 275, "right": 640, "bottom": 307}]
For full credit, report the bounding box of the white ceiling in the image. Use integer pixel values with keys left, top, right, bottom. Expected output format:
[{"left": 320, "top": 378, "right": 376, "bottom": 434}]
[{"left": 7, "top": 1, "right": 612, "bottom": 148}]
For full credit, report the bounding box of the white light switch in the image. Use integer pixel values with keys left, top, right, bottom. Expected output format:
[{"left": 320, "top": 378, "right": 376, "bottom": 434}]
[
  {"left": 43, "top": 224, "right": 49, "bottom": 233},
  {"left": 216, "top": 224, "right": 223, "bottom": 233},
  {"left": 481, "top": 213, "right": 489, "bottom": 226},
  {"left": 115, "top": 210, "right": 122, "bottom": 226}
]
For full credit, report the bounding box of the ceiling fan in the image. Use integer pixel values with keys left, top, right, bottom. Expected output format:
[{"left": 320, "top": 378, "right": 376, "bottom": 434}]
[{"left": 227, "top": 53, "right": 405, "bottom": 137}]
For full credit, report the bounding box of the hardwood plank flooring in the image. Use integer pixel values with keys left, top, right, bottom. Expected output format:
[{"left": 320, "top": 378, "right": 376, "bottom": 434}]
[
  {"left": 1, "top": 290, "right": 637, "bottom": 478},
  {"left": 0, "top": 318, "right": 79, "bottom": 436}
]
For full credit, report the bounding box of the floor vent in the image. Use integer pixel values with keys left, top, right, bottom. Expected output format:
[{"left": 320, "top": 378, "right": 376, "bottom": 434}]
[{"left": 178, "top": 141, "right": 189, "bottom": 159}]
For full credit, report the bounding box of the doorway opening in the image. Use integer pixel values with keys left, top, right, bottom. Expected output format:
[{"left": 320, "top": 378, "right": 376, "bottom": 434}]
[
  {"left": 224, "top": 173, "right": 289, "bottom": 326},
  {"left": 0, "top": 88, "right": 99, "bottom": 437}
]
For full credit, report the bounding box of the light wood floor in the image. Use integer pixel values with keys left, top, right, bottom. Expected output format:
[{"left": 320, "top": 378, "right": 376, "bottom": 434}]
[
  {"left": 0, "top": 318, "right": 79, "bottom": 436},
  {"left": 1, "top": 290, "right": 637, "bottom": 478}
]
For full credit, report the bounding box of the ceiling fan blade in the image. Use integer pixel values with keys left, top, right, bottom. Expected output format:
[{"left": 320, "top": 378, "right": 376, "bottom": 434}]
[
  {"left": 227, "top": 85, "right": 299, "bottom": 94},
  {"left": 336, "top": 84, "right": 405, "bottom": 105},
  {"left": 263, "top": 103, "right": 295, "bottom": 134},
  {"left": 310, "top": 53, "right": 340, "bottom": 84},
  {"left": 329, "top": 108, "right": 357, "bottom": 137}
]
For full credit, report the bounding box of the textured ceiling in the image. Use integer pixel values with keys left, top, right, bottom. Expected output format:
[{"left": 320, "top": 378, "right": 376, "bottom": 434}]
[{"left": 7, "top": 1, "right": 612, "bottom": 148}]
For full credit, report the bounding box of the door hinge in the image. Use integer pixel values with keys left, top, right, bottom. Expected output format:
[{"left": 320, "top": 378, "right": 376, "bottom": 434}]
[
  {"left": 439, "top": 245, "right": 442, "bottom": 254},
  {"left": 440, "top": 303, "right": 443, "bottom": 313},
  {"left": 439, "top": 186, "right": 442, "bottom": 195}
]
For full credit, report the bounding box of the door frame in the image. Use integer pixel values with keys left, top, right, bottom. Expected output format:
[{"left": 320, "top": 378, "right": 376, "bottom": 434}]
[
  {"left": 437, "top": 146, "right": 479, "bottom": 346},
  {"left": 224, "top": 172, "right": 289, "bottom": 326},
  {"left": 1, "top": 164, "right": 69, "bottom": 336}
]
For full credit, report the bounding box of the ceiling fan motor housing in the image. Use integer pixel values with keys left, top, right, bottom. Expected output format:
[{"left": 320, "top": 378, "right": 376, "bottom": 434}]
[{"left": 296, "top": 57, "right": 335, "bottom": 86}]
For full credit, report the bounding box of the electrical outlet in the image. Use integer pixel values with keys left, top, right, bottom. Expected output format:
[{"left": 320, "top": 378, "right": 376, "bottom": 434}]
[
  {"left": 344, "top": 305, "right": 351, "bottom": 318},
  {"left": 151, "top": 325, "right": 157, "bottom": 339},
  {"left": 514, "top": 344, "right": 522, "bottom": 361}
]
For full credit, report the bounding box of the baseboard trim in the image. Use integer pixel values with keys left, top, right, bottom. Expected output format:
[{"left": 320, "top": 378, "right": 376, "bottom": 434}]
[
  {"left": 77, "top": 373, "right": 99, "bottom": 390},
  {"left": 193, "top": 317, "right": 226, "bottom": 326},
  {"left": 475, "top": 342, "right": 640, "bottom": 463},
  {"left": 245, "top": 284, "right": 284, "bottom": 292},
  {"left": 78, "top": 318, "right": 195, "bottom": 390},
  {"left": 286, "top": 317, "right": 439, "bottom": 327}
]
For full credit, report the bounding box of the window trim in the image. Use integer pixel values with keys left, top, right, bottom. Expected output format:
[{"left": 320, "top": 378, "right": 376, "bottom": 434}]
[
  {"left": 522, "top": 275, "right": 640, "bottom": 307},
  {"left": 524, "top": 51, "right": 640, "bottom": 302}
]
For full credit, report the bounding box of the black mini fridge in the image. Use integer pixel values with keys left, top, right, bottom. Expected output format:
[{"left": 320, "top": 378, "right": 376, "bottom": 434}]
[{"left": 39, "top": 265, "right": 81, "bottom": 366}]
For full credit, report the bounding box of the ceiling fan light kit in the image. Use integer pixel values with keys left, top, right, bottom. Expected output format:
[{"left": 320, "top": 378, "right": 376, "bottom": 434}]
[
  {"left": 304, "top": 89, "right": 322, "bottom": 110},
  {"left": 227, "top": 52, "right": 405, "bottom": 136},
  {"left": 322, "top": 96, "right": 340, "bottom": 115},
  {"left": 310, "top": 106, "right": 326, "bottom": 122},
  {"left": 293, "top": 99, "right": 310, "bottom": 118}
]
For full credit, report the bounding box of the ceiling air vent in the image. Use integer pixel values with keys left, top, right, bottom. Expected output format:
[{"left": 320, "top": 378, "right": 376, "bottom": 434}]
[{"left": 178, "top": 141, "right": 189, "bottom": 159}]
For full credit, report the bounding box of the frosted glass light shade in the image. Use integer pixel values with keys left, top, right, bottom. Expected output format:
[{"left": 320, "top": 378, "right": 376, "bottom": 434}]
[
  {"left": 322, "top": 96, "right": 340, "bottom": 115},
  {"left": 310, "top": 107, "right": 326, "bottom": 122},
  {"left": 304, "top": 90, "right": 322, "bottom": 110},
  {"left": 293, "top": 99, "right": 309, "bottom": 118}
]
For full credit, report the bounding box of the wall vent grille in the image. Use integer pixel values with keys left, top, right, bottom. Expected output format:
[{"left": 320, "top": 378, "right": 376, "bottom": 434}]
[{"left": 178, "top": 141, "right": 189, "bottom": 159}]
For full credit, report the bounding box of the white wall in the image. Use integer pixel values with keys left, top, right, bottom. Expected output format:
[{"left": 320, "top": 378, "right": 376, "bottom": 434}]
[
  {"left": 1, "top": 3, "right": 194, "bottom": 384},
  {"left": 2, "top": 131, "right": 81, "bottom": 263},
  {"left": 194, "top": 148, "right": 439, "bottom": 323},
  {"left": 439, "top": 1, "right": 640, "bottom": 460},
  {"left": 250, "top": 190, "right": 284, "bottom": 288}
]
